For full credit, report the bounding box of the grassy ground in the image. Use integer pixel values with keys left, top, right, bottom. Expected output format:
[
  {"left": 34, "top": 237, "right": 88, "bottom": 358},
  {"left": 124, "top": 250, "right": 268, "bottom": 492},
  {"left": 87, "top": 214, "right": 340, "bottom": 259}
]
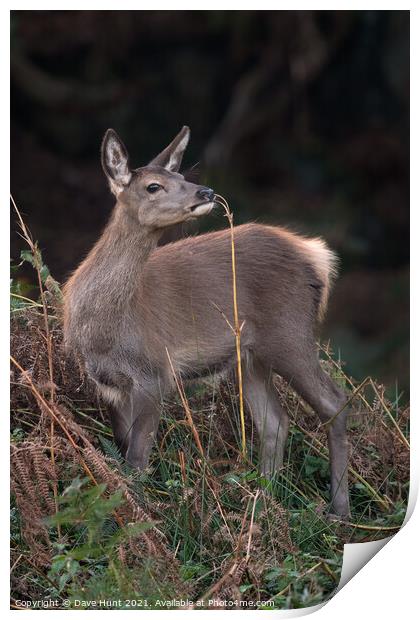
[{"left": 10, "top": 246, "right": 409, "bottom": 611}]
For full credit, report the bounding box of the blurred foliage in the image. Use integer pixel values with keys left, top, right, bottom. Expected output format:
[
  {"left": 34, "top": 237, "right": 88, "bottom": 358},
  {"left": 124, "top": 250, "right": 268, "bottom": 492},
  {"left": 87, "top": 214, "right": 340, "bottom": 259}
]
[{"left": 10, "top": 10, "right": 409, "bottom": 395}]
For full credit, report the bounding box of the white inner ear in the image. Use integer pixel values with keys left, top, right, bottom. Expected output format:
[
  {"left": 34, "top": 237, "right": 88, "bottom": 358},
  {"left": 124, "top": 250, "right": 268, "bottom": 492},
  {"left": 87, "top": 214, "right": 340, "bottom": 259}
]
[
  {"left": 166, "top": 133, "right": 189, "bottom": 171},
  {"left": 106, "top": 138, "right": 131, "bottom": 186}
]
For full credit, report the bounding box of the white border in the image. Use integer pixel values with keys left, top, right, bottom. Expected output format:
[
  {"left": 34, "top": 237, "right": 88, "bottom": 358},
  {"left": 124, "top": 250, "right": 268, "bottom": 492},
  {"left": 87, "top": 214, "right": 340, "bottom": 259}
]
[{"left": 4, "top": 4, "right": 416, "bottom": 618}]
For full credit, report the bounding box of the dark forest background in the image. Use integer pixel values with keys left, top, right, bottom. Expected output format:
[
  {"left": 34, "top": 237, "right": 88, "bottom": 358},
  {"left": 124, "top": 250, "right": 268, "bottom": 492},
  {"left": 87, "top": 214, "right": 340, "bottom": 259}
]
[{"left": 10, "top": 10, "right": 409, "bottom": 398}]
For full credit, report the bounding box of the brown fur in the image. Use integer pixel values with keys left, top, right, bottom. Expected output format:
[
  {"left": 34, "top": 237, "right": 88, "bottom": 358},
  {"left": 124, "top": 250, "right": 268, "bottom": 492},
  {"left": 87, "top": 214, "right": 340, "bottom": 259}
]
[{"left": 63, "top": 127, "right": 350, "bottom": 517}]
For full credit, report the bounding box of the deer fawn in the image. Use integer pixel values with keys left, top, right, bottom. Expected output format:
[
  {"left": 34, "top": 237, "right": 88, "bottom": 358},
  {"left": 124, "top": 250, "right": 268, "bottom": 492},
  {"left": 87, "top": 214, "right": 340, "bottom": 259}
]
[{"left": 63, "top": 126, "right": 350, "bottom": 517}]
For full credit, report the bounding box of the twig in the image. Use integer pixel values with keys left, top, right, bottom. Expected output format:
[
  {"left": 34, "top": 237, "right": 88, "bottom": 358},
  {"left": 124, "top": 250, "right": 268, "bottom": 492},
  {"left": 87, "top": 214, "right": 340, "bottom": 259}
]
[
  {"left": 195, "top": 561, "right": 240, "bottom": 607},
  {"left": 319, "top": 376, "right": 371, "bottom": 429},
  {"left": 10, "top": 553, "right": 23, "bottom": 574},
  {"left": 11, "top": 195, "right": 56, "bottom": 402},
  {"left": 290, "top": 417, "right": 390, "bottom": 511},
  {"left": 165, "top": 348, "right": 235, "bottom": 543},
  {"left": 214, "top": 194, "right": 247, "bottom": 459},
  {"left": 11, "top": 195, "right": 61, "bottom": 531},
  {"left": 246, "top": 490, "right": 260, "bottom": 562},
  {"left": 10, "top": 356, "right": 97, "bottom": 483},
  {"left": 369, "top": 379, "right": 410, "bottom": 449},
  {"left": 268, "top": 561, "right": 323, "bottom": 601},
  {"left": 235, "top": 495, "right": 252, "bottom": 556},
  {"left": 319, "top": 343, "right": 409, "bottom": 449},
  {"left": 321, "top": 561, "right": 338, "bottom": 582},
  {"left": 18, "top": 555, "right": 63, "bottom": 597},
  {"left": 11, "top": 355, "right": 129, "bottom": 530},
  {"left": 10, "top": 292, "right": 43, "bottom": 307},
  {"left": 341, "top": 521, "right": 402, "bottom": 532},
  {"left": 165, "top": 348, "right": 205, "bottom": 458}
]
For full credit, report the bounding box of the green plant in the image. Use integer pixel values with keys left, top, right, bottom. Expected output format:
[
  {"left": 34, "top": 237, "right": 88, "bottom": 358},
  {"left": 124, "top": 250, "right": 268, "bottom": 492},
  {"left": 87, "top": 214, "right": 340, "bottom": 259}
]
[{"left": 46, "top": 477, "right": 171, "bottom": 607}]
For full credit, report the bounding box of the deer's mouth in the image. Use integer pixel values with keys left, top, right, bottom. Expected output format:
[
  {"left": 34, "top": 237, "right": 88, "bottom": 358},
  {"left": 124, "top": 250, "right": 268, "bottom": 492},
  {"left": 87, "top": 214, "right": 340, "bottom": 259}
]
[
  {"left": 189, "top": 201, "right": 208, "bottom": 212},
  {"left": 186, "top": 201, "right": 214, "bottom": 215}
]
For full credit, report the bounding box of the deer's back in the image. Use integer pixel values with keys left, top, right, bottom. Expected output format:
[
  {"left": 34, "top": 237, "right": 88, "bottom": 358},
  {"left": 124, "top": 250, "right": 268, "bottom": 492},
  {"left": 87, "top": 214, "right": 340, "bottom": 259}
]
[{"left": 135, "top": 223, "right": 333, "bottom": 369}]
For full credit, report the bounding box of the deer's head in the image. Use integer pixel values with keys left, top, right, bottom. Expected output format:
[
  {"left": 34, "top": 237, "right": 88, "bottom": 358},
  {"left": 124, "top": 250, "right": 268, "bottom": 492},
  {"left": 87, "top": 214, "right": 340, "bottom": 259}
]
[{"left": 101, "top": 126, "right": 215, "bottom": 228}]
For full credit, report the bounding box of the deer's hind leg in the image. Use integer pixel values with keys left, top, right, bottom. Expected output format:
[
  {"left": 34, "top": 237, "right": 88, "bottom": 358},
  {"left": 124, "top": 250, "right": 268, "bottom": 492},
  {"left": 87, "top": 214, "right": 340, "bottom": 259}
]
[
  {"left": 243, "top": 361, "right": 290, "bottom": 476},
  {"left": 296, "top": 367, "right": 350, "bottom": 518},
  {"left": 263, "top": 341, "right": 350, "bottom": 518}
]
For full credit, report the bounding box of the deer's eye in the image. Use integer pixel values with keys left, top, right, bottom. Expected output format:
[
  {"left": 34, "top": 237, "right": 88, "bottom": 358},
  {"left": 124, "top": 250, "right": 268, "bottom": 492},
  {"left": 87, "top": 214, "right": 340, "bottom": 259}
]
[{"left": 146, "top": 183, "right": 162, "bottom": 194}]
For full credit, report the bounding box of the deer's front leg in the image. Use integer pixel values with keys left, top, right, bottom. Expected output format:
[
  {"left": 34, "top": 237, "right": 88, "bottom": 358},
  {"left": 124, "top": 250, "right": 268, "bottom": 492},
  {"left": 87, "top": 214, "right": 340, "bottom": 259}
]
[
  {"left": 124, "top": 382, "right": 163, "bottom": 470},
  {"left": 109, "top": 404, "right": 132, "bottom": 457}
]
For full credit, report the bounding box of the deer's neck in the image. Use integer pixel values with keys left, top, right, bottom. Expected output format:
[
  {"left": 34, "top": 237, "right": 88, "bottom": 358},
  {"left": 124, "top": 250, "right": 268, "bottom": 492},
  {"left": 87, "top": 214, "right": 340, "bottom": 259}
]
[{"left": 72, "top": 204, "right": 160, "bottom": 322}]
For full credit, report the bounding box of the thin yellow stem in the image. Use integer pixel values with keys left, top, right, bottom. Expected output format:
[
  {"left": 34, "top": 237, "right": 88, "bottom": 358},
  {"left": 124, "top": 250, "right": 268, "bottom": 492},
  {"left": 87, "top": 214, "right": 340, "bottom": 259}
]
[
  {"left": 319, "top": 376, "right": 371, "bottom": 429},
  {"left": 291, "top": 417, "right": 390, "bottom": 511},
  {"left": 319, "top": 343, "right": 408, "bottom": 449},
  {"left": 10, "top": 292, "right": 43, "bottom": 307},
  {"left": 269, "top": 561, "right": 323, "bottom": 601},
  {"left": 369, "top": 379, "right": 410, "bottom": 449},
  {"left": 246, "top": 490, "right": 260, "bottom": 561},
  {"left": 10, "top": 355, "right": 98, "bottom": 484},
  {"left": 11, "top": 195, "right": 61, "bottom": 529},
  {"left": 165, "top": 347, "right": 205, "bottom": 459},
  {"left": 215, "top": 194, "right": 247, "bottom": 459},
  {"left": 341, "top": 521, "right": 402, "bottom": 532},
  {"left": 10, "top": 355, "right": 128, "bottom": 529}
]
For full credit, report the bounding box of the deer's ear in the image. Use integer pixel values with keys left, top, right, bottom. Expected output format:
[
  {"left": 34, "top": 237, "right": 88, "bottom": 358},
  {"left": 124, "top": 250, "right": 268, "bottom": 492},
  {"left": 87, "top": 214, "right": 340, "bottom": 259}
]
[
  {"left": 101, "top": 129, "right": 132, "bottom": 195},
  {"left": 149, "top": 126, "right": 190, "bottom": 172}
]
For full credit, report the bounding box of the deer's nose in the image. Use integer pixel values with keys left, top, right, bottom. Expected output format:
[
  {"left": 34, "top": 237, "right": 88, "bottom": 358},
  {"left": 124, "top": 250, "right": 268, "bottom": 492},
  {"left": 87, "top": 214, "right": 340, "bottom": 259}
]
[{"left": 196, "top": 186, "right": 215, "bottom": 202}]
